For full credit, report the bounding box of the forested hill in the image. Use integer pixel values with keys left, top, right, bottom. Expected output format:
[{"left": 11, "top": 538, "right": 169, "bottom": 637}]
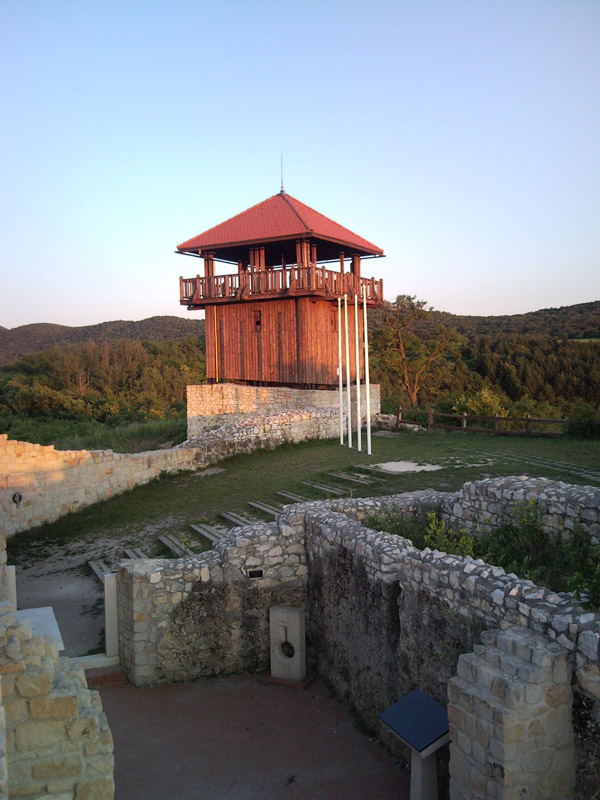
[
  {"left": 0, "top": 316, "right": 205, "bottom": 366},
  {"left": 434, "top": 300, "right": 600, "bottom": 339}
]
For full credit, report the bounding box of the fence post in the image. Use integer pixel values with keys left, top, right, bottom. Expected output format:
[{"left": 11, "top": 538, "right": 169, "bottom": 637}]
[
  {"left": 428, "top": 408, "right": 434, "bottom": 432},
  {"left": 525, "top": 413, "right": 532, "bottom": 436},
  {"left": 397, "top": 405, "right": 402, "bottom": 429},
  {"left": 493, "top": 413, "right": 499, "bottom": 437},
  {"left": 462, "top": 411, "right": 467, "bottom": 435}
]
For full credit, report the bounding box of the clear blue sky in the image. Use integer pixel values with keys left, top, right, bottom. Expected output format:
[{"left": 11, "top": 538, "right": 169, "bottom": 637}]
[{"left": 1, "top": 0, "right": 599, "bottom": 328}]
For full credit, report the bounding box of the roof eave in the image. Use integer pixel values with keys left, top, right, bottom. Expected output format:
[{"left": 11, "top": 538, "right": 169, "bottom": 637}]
[{"left": 177, "top": 231, "right": 383, "bottom": 257}]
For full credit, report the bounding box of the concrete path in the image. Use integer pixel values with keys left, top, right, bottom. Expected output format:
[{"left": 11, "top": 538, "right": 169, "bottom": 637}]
[{"left": 100, "top": 674, "right": 410, "bottom": 800}]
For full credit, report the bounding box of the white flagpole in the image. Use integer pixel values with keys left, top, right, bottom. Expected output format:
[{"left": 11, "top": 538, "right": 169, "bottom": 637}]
[
  {"left": 337, "top": 297, "right": 344, "bottom": 445},
  {"left": 344, "top": 294, "right": 352, "bottom": 448},
  {"left": 354, "top": 293, "right": 361, "bottom": 452},
  {"left": 363, "top": 285, "right": 372, "bottom": 456}
]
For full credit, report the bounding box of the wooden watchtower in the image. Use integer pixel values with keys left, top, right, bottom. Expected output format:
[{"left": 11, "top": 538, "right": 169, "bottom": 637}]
[{"left": 177, "top": 191, "right": 384, "bottom": 388}]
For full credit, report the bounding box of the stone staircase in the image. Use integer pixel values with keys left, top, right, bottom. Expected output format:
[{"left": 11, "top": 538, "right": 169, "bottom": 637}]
[{"left": 448, "top": 625, "right": 575, "bottom": 800}]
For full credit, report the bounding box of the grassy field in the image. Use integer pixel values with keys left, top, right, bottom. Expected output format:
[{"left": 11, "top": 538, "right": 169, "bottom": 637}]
[{"left": 8, "top": 429, "right": 600, "bottom": 569}]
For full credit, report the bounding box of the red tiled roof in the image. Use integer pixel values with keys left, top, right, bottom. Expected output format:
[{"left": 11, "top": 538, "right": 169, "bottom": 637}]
[{"left": 177, "top": 191, "right": 383, "bottom": 256}]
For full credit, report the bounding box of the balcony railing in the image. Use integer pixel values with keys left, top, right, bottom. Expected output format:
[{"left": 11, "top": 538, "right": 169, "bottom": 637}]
[{"left": 180, "top": 265, "right": 383, "bottom": 306}]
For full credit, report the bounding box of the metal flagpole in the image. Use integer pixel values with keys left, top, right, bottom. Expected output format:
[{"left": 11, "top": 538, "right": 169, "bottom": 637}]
[
  {"left": 344, "top": 294, "right": 352, "bottom": 448},
  {"left": 363, "top": 285, "right": 372, "bottom": 455},
  {"left": 337, "top": 297, "right": 344, "bottom": 445},
  {"left": 354, "top": 294, "right": 362, "bottom": 452}
]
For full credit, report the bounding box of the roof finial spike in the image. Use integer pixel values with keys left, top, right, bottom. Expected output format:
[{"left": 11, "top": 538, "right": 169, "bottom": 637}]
[{"left": 280, "top": 154, "right": 284, "bottom": 193}]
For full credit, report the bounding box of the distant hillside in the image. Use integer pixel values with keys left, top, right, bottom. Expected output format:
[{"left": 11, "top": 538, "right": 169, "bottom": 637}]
[
  {"left": 434, "top": 301, "right": 600, "bottom": 339},
  {"left": 368, "top": 300, "right": 600, "bottom": 340},
  {"left": 0, "top": 316, "right": 205, "bottom": 366}
]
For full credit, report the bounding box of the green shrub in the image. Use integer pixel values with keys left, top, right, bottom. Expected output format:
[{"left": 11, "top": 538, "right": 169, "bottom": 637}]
[
  {"left": 367, "top": 501, "right": 600, "bottom": 608},
  {"left": 567, "top": 403, "right": 600, "bottom": 439},
  {"left": 366, "top": 507, "right": 475, "bottom": 558}
]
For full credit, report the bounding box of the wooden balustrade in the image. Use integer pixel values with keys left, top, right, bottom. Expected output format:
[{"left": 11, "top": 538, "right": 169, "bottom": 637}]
[{"left": 180, "top": 266, "right": 383, "bottom": 306}]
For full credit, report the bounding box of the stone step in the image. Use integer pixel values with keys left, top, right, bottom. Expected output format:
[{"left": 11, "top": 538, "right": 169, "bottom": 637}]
[
  {"left": 301, "top": 481, "right": 346, "bottom": 496},
  {"left": 276, "top": 490, "right": 309, "bottom": 503},
  {"left": 123, "top": 547, "right": 148, "bottom": 560},
  {"left": 481, "top": 627, "right": 556, "bottom": 666},
  {"left": 190, "top": 523, "right": 226, "bottom": 543},
  {"left": 248, "top": 500, "right": 283, "bottom": 518},
  {"left": 219, "top": 510, "right": 256, "bottom": 528},
  {"left": 85, "top": 664, "right": 128, "bottom": 688},
  {"left": 157, "top": 534, "right": 197, "bottom": 558},
  {"left": 88, "top": 560, "right": 112, "bottom": 584},
  {"left": 326, "top": 471, "right": 374, "bottom": 485}
]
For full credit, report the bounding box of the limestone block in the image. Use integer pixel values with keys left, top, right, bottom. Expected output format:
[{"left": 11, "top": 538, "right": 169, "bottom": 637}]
[
  {"left": 67, "top": 717, "right": 100, "bottom": 743},
  {"left": 577, "top": 664, "right": 600, "bottom": 700},
  {"left": 29, "top": 694, "right": 78, "bottom": 720},
  {"left": 32, "top": 753, "right": 83, "bottom": 779},
  {"left": 15, "top": 720, "right": 67, "bottom": 751},
  {"left": 74, "top": 777, "right": 114, "bottom": 800}
]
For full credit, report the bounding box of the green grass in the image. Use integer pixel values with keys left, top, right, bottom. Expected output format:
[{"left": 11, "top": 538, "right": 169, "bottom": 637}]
[{"left": 7, "top": 429, "right": 600, "bottom": 569}]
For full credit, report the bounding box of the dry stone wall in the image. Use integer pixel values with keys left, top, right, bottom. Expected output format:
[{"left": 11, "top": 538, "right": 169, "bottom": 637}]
[
  {"left": 0, "top": 434, "right": 200, "bottom": 539},
  {"left": 443, "top": 475, "right": 600, "bottom": 544},
  {"left": 448, "top": 626, "right": 575, "bottom": 800},
  {"left": 0, "top": 614, "right": 114, "bottom": 800},
  {"left": 0, "top": 510, "right": 114, "bottom": 799},
  {"left": 117, "top": 513, "right": 311, "bottom": 686},
  {"left": 186, "top": 383, "right": 380, "bottom": 437}
]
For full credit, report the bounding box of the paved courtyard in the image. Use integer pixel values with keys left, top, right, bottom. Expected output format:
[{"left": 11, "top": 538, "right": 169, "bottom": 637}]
[{"left": 99, "top": 674, "right": 410, "bottom": 800}]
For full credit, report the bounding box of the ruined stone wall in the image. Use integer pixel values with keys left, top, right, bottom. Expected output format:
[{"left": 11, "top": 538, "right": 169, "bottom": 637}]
[
  {"left": 0, "top": 434, "right": 201, "bottom": 539},
  {"left": 1, "top": 404, "right": 344, "bottom": 538},
  {"left": 117, "top": 478, "right": 600, "bottom": 797},
  {"left": 186, "top": 383, "right": 380, "bottom": 438},
  {"left": 0, "top": 615, "right": 114, "bottom": 799},
  {"left": 449, "top": 626, "right": 576, "bottom": 800},
  {"left": 443, "top": 475, "right": 600, "bottom": 544},
  {"left": 117, "top": 514, "right": 310, "bottom": 686},
  {"left": 0, "top": 494, "right": 114, "bottom": 798}
]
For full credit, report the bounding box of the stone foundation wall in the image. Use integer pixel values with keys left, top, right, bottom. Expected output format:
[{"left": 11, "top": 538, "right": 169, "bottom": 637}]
[{"left": 186, "top": 383, "right": 380, "bottom": 438}]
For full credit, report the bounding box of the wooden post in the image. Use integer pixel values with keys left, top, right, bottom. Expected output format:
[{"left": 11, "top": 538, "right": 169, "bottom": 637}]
[
  {"left": 428, "top": 408, "right": 434, "bottom": 432},
  {"left": 344, "top": 294, "right": 352, "bottom": 448},
  {"left": 203, "top": 254, "right": 214, "bottom": 297},
  {"left": 525, "top": 414, "right": 532, "bottom": 436},
  {"left": 295, "top": 241, "right": 302, "bottom": 288},
  {"left": 354, "top": 294, "right": 361, "bottom": 452},
  {"left": 397, "top": 406, "right": 402, "bottom": 430},
  {"left": 338, "top": 298, "right": 344, "bottom": 445},
  {"left": 493, "top": 413, "right": 499, "bottom": 436},
  {"left": 339, "top": 251, "right": 345, "bottom": 273},
  {"left": 351, "top": 254, "right": 361, "bottom": 295},
  {"left": 462, "top": 411, "right": 467, "bottom": 435},
  {"left": 363, "top": 285, "right": 372, "bottom": 455}
]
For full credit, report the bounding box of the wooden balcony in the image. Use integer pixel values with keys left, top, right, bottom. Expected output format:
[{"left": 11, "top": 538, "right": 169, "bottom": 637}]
[{"left": 180, "top": 265, "right": 383, "bottom": 308}]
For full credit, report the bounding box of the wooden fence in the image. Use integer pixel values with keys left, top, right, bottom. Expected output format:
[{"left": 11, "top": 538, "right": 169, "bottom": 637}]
[{"left": 397, "top": 407, "right": 569, "bottom": 437}]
